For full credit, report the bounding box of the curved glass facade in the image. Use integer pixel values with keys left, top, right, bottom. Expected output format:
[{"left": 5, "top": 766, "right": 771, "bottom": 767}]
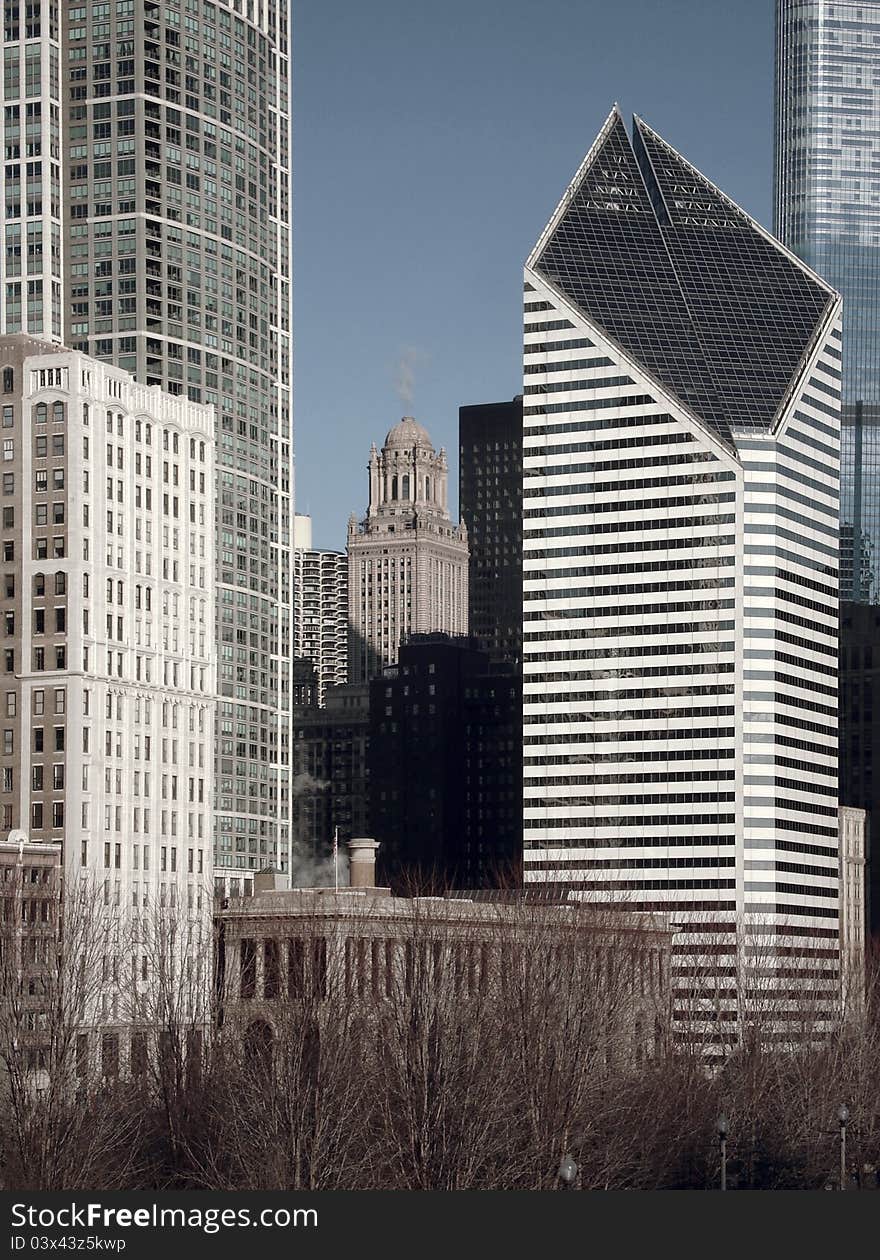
[
  {"left": 62, "top": 0, "right": 293, "bottom": 874},
  {"left": 775, "top": 0, "right": 880, "bottom": 599}
]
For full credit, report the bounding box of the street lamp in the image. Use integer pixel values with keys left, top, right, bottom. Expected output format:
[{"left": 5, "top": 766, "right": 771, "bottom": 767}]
[
  {"left": 838, "top": 1105, "right": 850, "bottom": 1192},
  {"left": 717, "top": 1114, "right": 729, "bottom": 1191},
  {"left": 558, "top": 1153, "right": 578, "bottom": 1189}
]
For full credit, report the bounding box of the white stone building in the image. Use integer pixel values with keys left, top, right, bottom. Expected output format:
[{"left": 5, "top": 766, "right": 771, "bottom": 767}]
[
  {"left": 0, "top": 335, "right": 216, "bottom": 1022},
  {"left": 347, "top": 418, "right": 468, "bottom": 683},
  {"left": 839, "top": 805, "right": 867, "bottom": 1014}
]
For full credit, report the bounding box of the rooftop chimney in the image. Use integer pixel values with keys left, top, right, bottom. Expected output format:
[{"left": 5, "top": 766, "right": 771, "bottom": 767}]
[
  {"left": 348, "top": 838, "right": 380, "bottom": 889},
  {"left": 253, "top": 869, "right": 290, "bottom": 894}
]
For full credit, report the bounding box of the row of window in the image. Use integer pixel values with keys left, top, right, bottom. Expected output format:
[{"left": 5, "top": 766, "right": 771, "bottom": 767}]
[
  {"left": 524, "top": 704, "right": 735, "bottom": 727},
  {"left": 0, "top": 536, "right": 65, "bottom": 561},
  {"left": 524, "top": 573, "right": 736, "bottom": 602},
  {"left": 29, "top": 802, "right": 64, "bottom": 831}
]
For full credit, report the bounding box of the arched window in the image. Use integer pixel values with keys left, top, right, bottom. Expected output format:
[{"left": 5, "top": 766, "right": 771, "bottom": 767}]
[
  {"left": 425, "top": 475, "right": 431, "bottom": 502},
  {"left": 52, "top": 401, "right": 64, "bottom": 425},
  {"left": 54, "top": 572, "right": 66, "bottom": 595},
  {"left": 34, "top": 573, "right": 45, "bottom": 596},
  {"left": 2, "top": 368, "right": 13, "bottom": 394},
  {"left": 402, "top": 474, "right": 410, "bottom": 500},
  {"left": 391, "top": 475, "right": 398, "bottom": 500},
  {"left": 34, "top": 402, "right": 47, "bottom": 425}
]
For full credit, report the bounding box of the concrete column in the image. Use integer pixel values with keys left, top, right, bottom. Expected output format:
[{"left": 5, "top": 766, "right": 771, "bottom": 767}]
[{"left": 369, "top": 450, "right": 379, "bottom": 511}]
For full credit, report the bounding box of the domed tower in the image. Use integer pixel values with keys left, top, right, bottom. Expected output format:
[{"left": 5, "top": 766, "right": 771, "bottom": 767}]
[{"left": 348, "top": 418, "right": 469, "bottom": 682}]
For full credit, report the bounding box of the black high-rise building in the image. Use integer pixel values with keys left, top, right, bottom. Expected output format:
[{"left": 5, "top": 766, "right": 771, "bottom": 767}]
[
  {"left": 294, "top": 683, "right": 371, "bottom": 868},
  {"left": 459, "top": 398, "right": 523, "bottom": 664},
  {"left": 369, "top": 635, "right": 522, "bottom": 890}
]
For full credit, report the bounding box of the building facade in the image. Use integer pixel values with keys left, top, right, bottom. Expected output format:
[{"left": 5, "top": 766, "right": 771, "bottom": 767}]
[
  {"left": 775, "top": 1, "right": 880, "bottom": 935},
  {"left": 522, "top": 108, "right": 842, "bottom": 1046},
  {"left": 0, "top": 833, "right": 62, "bottom": 1075},
  {"left": 0, "top": 1, "right": 62, "bottom": 342},
  {"left": 0, "top": 0, "right": 294, "bottom": 878},
  {"left": 459, "top": 397, "right": 523, "bottom": 665},
  {"left": 838, "top": 600, "right": 880, "bottom": 933},
  {"left": 0, "top": 337, "right": 216, "bottom": 976},
  {"left": 369, "top": 634, "right": 522, "bottom": 890},
  {"left": 347, "top": 418, "right": 468, "bottom": 684},
  {"left": 216, "top": 845, "right": 674, "bottom": 1067},
  {"left": 292, "top": 514, "right": 347, "bottom": 708},
  {"left": 838, "top": 805, "right": 867, "bottom": 1010},
  {"left": 775, "top": 1, "right": 880, "bottom": 431},
  {"left": 293, "top": 681, "right": 370, "bottom": 875}
]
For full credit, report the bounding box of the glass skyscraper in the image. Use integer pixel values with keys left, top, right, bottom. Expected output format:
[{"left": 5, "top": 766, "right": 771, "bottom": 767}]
[
  {"left": 523, "top": 107, "right": 842, "bottom": 1048},
  {"left": 459, "top": 397, "right": 523, "bottom": 666},
  {"left": 775, "top": 0, "right": 880, "bottom": 600},
  {"left": 0, "top": 1, "right": 294, "bottom": 877},
  {"left": 776, "top": 1, "right": 880, "bottom": 933}
]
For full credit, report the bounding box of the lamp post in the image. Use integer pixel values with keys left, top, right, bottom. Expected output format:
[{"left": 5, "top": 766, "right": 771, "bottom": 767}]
[
  {"left": 717, "top": 1114, "right": 729, "bottom": 1191},
  {"left": 558, "top": 1153, "right": 578, "bottom": 1190},
  {"left": 838, "top": 1105, "right": 849, "bottom": 1191}
]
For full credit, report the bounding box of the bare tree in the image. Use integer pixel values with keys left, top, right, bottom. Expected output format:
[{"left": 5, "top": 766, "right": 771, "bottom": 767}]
[
  {"left": 0, "top": 872, "right": 143, "bottom": 1190},
  {"left": 193, "top": 906, "right": 377, "bottom": 1189},
  {"left": 366, "top": 902, "right": 518, "bottom": 1189},
  {"left": 109, "top": 887, "right": 216, "bottom": 1187}
]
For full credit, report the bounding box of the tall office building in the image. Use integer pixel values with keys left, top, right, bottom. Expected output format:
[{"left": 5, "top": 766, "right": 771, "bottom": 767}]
[
  {"left": 369, "top": 634, "right": 522, "bottom": 890},
  {"left": 0, "top": 2, "right": 62, "bottom": 341},
  {"left": 775, "top": 0, "right": 880, "bottom": 934},
  {"left": 292, "top": 514, "right": 347, "bottom": 707},
  {"left": 293, "top": 681, "right": 370, "bottom": 866},
  {"left": 523, "top": 108, "right": 842, "bottom": 1043},
  {"left": 0, "top": 336, "right": 216, "bottom": 1024},
  {"left": 347, "top": 418, "right": 468, "bottom": 684},
  {"left": 459, "top": 397, "right": 523, "bottom": 665},
  {"left": 0, "top": 1, "right": 293, "bottom": 877}
]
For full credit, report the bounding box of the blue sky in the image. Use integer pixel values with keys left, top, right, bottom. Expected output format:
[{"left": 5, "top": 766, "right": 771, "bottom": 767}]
[{"left": 292, "top": 0, "right": 775, "bottom": 548}]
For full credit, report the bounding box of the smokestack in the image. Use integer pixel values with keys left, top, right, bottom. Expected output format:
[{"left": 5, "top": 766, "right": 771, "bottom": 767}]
[{"left": 347, "top": 838, "right": 380, "bottom": 889}]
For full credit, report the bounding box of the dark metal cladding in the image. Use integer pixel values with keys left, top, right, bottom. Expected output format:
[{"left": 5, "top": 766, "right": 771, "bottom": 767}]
[{"left": 533, "top": 110, "right": 835, "bottom": 445}]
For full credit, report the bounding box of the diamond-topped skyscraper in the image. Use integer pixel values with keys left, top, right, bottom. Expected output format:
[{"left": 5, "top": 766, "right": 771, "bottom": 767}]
[{"left": 523, "top": 108, "right": 842, "bottom": 1046}]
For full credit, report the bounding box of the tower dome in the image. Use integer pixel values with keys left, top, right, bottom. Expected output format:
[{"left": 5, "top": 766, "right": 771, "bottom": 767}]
[{"left": 383, "top": 416, "right": 434, "bottom": 451}]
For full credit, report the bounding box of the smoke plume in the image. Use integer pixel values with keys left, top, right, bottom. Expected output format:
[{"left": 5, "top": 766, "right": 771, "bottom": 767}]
[{"left": 393, "top": 346, "right": 428, "bottom": 408}]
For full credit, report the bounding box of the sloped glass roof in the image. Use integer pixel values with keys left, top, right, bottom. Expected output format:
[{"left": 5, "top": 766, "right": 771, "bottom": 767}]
[{"left": 532, "top": 110, "right": 836, "bottom": 443}]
